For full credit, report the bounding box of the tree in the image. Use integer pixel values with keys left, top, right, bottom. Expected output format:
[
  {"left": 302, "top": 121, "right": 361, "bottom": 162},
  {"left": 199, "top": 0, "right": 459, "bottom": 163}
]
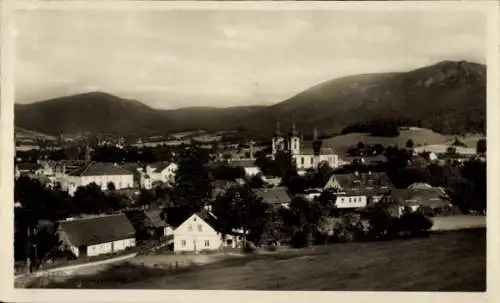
[
  {"left": 284, "top": 196, "right": 324, "bottom": 248},
  {"left": 248, "top": 175, "right": 265, "bottom": 188},
  {"left": 476, "top": 139, "right": 486, "bottom": 154},
  {"left": 138, "top": 189, "right": 155, "bottom": 209},
  {"left": 107, "top": 182, "right": 116, "bottom": 191},
  {"left": 212, "top": 185, "right": 273, "bottom": 247},
  {"left": 169, "top": 148, "right": 212, "bottom": 214},
  {"left": 212, "top": 164, "right": 246, "bottom": 181},
  {"left": 405, "top": 139, "right": 414, "bottom": 149},
  {"left": 73, "top": 183, "right": 110, "bottom": 214}
]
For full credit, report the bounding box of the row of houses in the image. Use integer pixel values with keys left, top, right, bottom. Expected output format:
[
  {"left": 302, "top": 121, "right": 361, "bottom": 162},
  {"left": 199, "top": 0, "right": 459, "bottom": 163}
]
[
  {"left": 56, "top": 209, "right": 244, "bottom": 258},
  {"left": 55, "top": 172, "right": 451, "bottom": 260}
]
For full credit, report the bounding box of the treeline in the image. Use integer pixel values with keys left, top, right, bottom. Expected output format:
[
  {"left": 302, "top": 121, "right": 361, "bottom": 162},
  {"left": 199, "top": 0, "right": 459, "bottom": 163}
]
[
  {"left": 340, "top": 118, "right": 414, "bottom": 137},
  {"left": 341, "top": 115, "right": 486, "bottom": 137}
]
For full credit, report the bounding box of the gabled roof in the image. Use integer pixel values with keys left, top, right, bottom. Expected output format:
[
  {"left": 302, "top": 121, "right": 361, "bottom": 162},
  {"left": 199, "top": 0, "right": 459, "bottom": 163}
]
[
  {"left": 148, "top": 162, "right": 175, "bottom": 173},
  {"left": 125, "top": 209, "right": 166, "bottom": 229},
  {"left": 57, "top": 214, "right": 135, "bottom": 247},
  {"left": 68, "top": 162, "right": 133, "bottom": 177},
  {"left": 253, "top": 187, "right": 291, "bottom": 205}
]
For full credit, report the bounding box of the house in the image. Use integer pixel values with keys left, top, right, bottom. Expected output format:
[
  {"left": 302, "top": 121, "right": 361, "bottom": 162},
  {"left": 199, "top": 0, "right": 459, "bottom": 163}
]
[
  {"left": 60, "top": 161, "right": 134, "bottom": 196},
  {"left": 141, "top": 162, "right": 178, "bottom": 189},
  {"left": 15, "top": 163, "right": 43, "bottom": 177},
  {"left": 227, "top": 159, "right": 261, "bottom": 176},
  {"left": 323, "top": 172, "right": 394, "bottom": 208},
  {"left": 57, "top": 214, "right": 136, "bottom": 258},
  {"left": 389, "top": 183, "right": 452, "bottom": 217},
  {"left": 172, "top": 212, "right": 241, "bottom": 253},
  {"left": 253, "top": 187, "right": 292, "bottom": 208},
  {"left": 261, "top": 175, "right": 282, "bottom": 187}
]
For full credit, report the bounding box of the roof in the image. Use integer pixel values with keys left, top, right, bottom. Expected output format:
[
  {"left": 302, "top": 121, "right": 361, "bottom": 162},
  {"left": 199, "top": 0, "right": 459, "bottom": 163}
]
[
  {"left": 148, "top": 162, "right": 175, "bottom": 173},
  {"left": 67, "top": 162, "right": 133, "bottom": 177},
  {"left": 125, "top": 209, "right": 166, "bottom": 229},
  {"left": 253, "top": 187, "right": 291, "bottom": 205},
  {"left": 300, "top": 141, "right": 338, "bottom": 155},
  {"left": 391, "top": 187, "right": 449, "bottom": 208},
  {"left": 17, "top": 163, "right": 43, "bottom": 171},
  {"left": 58, "top": 214, "right": 136, "bottom": 247},
  {"left": 324, "top": 172, "right": 394, "bottom": 192},
  {"left": 228, "top": 159, "right": 258, "bottom": 168}
]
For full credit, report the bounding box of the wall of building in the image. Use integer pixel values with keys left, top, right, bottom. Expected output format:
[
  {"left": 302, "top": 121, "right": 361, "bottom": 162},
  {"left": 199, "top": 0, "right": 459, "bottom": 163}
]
[
  {"left": 336, "top": 195, "right": 367, "bottom": 209},
  {"left": 174, "top": 235, "right": 222, "bottom": 252},
  {"left": 63, "top": 174, "right": 134, "bottom": 195},
  {"left": 173, "top": 214, "right": 223, "bottom": 252}
]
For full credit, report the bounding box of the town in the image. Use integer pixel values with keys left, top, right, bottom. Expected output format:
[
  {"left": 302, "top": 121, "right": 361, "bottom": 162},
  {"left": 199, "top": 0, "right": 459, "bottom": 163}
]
[
  {"left": 14, "top": 120, "right": 486, "bottom": 288},
  {"left": 9, "top": 4, "right": 490, "bottom": 292}
]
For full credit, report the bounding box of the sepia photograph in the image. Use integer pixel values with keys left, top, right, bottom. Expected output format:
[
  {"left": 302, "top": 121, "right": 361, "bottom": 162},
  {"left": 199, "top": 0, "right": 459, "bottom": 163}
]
[{"left": 3, "top": 0, "right": 498, "bottom": 298}]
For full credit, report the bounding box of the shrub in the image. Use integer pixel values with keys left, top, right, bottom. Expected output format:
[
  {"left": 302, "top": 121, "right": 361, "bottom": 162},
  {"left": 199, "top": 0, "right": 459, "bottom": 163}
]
[{"left": 395, "top": 212, "right": 433, "bottom": 236}]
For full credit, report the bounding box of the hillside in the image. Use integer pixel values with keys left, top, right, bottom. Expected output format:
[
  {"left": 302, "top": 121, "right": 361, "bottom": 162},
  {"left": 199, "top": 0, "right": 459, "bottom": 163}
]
[
  {"left": 15, "top": 60, "right": 486, "bottom": 138},
  {"left": 15, "top": 127, "right": 57, "bottom": 142},
  {"left": 268, "top": 60, "right": 485, "bottom": 136}
]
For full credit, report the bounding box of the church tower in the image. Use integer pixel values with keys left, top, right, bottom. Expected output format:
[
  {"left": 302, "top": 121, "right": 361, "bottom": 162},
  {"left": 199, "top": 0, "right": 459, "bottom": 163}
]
[
  {"left": 312, "top": 126, "right": 322, "bottom": 169},
  {"left": 289, "top": 114, "right": 301, "bottom": 155},
  {"left": 272, "top": 118, "right": 286, "bottom": 156}
]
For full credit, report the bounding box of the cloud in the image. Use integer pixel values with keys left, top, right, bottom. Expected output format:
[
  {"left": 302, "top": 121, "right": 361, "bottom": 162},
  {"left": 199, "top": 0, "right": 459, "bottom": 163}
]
[{"left": 14, "top": 9, "right": 486, "bottom": 108}]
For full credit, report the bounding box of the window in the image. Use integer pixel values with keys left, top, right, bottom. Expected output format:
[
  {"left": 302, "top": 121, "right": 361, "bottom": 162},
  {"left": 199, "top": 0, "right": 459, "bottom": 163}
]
[
  {"left": 188, "top": 225, "right": 193, "bottom": 232},
  {"left": 181, "top": 240, "right": 186, "bottom": 247},
  {"left": 226, "top": 239, "right": 233, "bottom": 245},
  {"left": 310, "top": 158, "right": 314, "bottom": 165},
  {"left": 205, "top": 240, "right": 210, "bottom": 247},
  {"left": 349, "top": 198, "right": 352, "bottom": 203},
  {"left": 197, "top": 224, "right": 203, "bottom": 232},
  {"left": 301, "top": 157, "right": 305, "bottom": 165}
]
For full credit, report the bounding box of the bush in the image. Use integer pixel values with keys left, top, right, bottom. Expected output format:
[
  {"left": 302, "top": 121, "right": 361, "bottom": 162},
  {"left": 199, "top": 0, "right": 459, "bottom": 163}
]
[{"left": 395, "top": 212, "right": 433, "bottom": 236}]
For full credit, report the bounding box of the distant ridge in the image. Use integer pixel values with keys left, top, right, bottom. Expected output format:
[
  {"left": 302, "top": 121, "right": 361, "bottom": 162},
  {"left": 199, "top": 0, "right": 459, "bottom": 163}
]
[{"left": 15, "top": 60, "right": 486, "bottom": 138}]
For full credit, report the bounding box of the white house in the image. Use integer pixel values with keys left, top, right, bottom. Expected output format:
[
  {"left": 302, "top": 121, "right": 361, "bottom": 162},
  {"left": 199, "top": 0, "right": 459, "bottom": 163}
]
[
  {"left": 57, "top": 214, "right": 136, "bottom": 258},
  {"left": 172, "top": 212, "right": 243, "bottom": 253},
  {"left": 141, "top": 162, "right": 178, "bottom": 189},
  {"left": 173, "top": 213, "right": 223, "bottom": 253},
  {"left": 60, "top": 162, "right": 134, "bottom": 196}
]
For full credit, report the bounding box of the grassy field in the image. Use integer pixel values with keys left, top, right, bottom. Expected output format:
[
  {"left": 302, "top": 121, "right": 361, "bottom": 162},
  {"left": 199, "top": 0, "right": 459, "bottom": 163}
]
[
  {"left": 322, "top": 128, "right": 483, "bottom": 152},
  {"left": 37, "top": 229, "right": 486, "bottom": 291}
]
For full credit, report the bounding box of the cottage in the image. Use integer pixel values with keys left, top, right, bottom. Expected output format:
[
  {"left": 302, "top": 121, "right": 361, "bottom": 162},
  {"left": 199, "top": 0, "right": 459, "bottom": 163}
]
[
  {"left": 173, "top": 212, "right": 228, "bottom": 253},
  {"left": 323, "top": 172, "right": 393, "bottom": 208},
  {"left": 57, "top": 214, "right": 136, "bottom": 258},
  {"left": 60, "top": 162, "right": 134, "bottom": 196},
  {"left": 15, "top": 163, "right": 43, "bottom": 178},
  {"left": 253, "top": 187, "right": 292, "bottom": 208},
  {"left": 141, "top": 162, "right": 178, "bottom": 189},
  {"left": 390, "top": 183, "right": 452, "bottom": 216}
]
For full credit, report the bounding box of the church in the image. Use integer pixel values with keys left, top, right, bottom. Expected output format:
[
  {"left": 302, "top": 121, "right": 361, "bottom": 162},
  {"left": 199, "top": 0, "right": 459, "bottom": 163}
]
[{"left": 271, "top": 118, "right": 342, "bottom": 173}]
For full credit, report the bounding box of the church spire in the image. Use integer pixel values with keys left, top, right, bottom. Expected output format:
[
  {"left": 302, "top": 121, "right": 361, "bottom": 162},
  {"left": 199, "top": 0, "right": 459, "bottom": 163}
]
[
  {"left": 291, "top": 113, "right": 299, "bottom": 137},
  {"left": 274, "top": 117, "right": 282, "bottom": 137}
]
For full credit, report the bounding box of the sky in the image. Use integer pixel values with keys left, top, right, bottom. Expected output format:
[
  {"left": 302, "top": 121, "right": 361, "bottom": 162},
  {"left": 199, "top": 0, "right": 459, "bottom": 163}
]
[{"left": 14, "top": 9, "right": 486, "bottom": 109}]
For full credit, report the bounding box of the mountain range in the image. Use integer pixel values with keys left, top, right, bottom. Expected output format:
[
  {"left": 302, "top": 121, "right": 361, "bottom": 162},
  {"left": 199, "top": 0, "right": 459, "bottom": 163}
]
[{"left": 15, "top": 60, "right": 486, "bottom": 139}]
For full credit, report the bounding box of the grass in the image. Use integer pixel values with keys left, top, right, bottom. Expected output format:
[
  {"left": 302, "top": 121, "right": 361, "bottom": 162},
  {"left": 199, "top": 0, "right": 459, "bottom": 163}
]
[
  {"left": 321, "top": 128, "right": 483, "bottom": 152},
  {"left": 32, "top": 229, "right": 486, "bottom": 291}
]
